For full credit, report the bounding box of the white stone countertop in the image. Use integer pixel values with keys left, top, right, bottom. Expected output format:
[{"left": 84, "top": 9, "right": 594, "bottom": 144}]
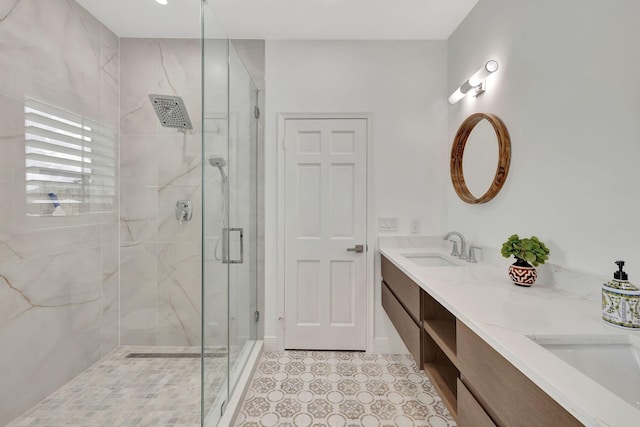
[{"left": 379, "top": 236, "right": 640, "bottom": 427}]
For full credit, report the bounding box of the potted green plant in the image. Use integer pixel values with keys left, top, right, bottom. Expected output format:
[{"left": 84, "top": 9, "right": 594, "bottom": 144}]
[{"left": 501, "top": 234, "right": 550, "bottom": 286}]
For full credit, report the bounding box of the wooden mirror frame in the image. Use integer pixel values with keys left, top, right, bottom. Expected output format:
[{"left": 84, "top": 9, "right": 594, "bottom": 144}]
[{"left": 450, "top": 113, "right": 511, "bottom": 204}]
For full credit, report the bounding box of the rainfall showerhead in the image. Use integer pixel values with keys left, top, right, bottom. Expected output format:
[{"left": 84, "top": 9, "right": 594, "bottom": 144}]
[
  {"left": 149, "top": 94, "right": 193, "bottom": 130},
  {"left": 207, "top": 156, "right": 227, "bottom": 182}
]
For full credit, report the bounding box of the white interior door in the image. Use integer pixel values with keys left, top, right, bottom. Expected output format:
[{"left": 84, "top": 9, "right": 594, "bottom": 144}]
[{"left": 284, "top": 118, "right": 367, "bottom": 350}]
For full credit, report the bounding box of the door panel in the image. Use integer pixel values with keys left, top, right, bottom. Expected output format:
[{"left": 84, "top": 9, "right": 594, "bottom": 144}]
[
  {"left": 297, "top": 164, "right": 322, "bottom": 237},
  {"left": 284, "top": 118, "right": 367, "bottom": 350},
  {"left": 331, "top": 164, "right": 355, "bottom": 237},
  {"left": 296, "top": 260, "right": 321, "bottom": 325},
  {"left": 330, "top": 260, "right": 355, "bottom": 325}
]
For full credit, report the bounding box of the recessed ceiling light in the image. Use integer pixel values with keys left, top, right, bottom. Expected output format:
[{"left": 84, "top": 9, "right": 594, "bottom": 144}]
[{"left": 156, "top": 0, "right": 168, "bottom": 5}]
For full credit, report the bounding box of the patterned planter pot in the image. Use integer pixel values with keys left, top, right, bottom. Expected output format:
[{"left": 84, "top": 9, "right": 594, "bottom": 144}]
[{"left": 508, "top": 259, "right": 537, "bottom": 286}]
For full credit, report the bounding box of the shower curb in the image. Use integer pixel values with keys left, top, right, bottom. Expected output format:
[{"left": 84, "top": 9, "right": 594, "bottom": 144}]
[{"left": 207, "top": 340, "right": 263, "bottom": 427}]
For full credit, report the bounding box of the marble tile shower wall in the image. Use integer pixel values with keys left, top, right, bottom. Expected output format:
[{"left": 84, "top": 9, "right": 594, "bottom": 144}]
[
  {"left": 119, "top": 38, "right": 202, "bottom": 347},
  {"left": 0, "top": 0, "right": 120, "bottom": 425}
]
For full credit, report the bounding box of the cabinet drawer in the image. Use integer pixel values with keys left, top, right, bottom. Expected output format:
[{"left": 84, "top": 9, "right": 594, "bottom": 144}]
[
  {"left": 457, "top": 379, "right": 496, "bottom": 427},
  {"left": 457, "top": 323, "right": 582, "bottom": 427},
  {"left": 381, "top": 282, "right": 420, "bottom": 363},
  {"left": 381, "top": 255, "right": 421, "bottom": 321}
]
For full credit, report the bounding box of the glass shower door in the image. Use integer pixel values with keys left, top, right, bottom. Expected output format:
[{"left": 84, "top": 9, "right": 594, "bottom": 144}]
[
  {"left": 227, "top": 43, "right": 258, "bottom": 395},
  {"left": 201, "top": 35, "right": 229, "bottom": 427},
  {"left": 202, "top": 5, "right": 258, "bottom": 425}
]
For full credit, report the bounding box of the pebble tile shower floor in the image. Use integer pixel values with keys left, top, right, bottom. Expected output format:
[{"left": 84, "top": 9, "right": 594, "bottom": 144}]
[
  {"left": 9, "top": 348, "right": 455, "bottom": 426},
  {"left": 235, "top": 351, "right": 456, "bottom": 427}
]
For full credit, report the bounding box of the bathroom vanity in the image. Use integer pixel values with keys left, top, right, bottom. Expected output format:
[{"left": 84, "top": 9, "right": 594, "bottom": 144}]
[{"left": 380, "top": 236, "right": 640, "bottom": 427}]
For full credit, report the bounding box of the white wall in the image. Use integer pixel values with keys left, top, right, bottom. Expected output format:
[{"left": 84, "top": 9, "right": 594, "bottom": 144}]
[
  {"left": 264, "top": 40, "right": 448, "bottom": 350},
  {"left": 446, "top": 0, "right": 640, "bottom": 278}
]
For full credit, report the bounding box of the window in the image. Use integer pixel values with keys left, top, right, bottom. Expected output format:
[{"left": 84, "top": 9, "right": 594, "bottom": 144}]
[{"left": 24, "top": 98, "right": 116, "bottom": 216}]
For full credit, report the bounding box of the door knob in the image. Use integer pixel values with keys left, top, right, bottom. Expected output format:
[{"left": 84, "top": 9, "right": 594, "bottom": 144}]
[{"left": 347, "top": 244, "right": 364, "bottom": 253}]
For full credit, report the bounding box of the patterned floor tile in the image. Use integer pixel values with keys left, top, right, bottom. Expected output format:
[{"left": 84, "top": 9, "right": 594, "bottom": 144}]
[
  {"left": 9, "top": 348, "right": 456, "bottom": 427},
  {"left": 235, "top": 352, "right": 456, "bottom": 427}
]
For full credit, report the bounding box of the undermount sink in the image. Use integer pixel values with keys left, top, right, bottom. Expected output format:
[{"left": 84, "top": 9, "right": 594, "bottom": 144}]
[
  {"left": 529, "top": 334, "right": 640, "bottom": 409},
  {"left": 401, "top": 253, "right": 461, "bottom": 267}
]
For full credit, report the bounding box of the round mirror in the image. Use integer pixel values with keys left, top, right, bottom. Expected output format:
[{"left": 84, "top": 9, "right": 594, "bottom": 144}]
[
  {"left": 463, "top": 119, "right": 499, "bottom": 197},
  {"left": 450, "top": 113, "right": 511, "bottom": 204}
]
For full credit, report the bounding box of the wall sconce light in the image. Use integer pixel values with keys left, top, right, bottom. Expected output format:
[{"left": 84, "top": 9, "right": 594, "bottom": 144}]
[{"left": 448, "top": 60, "right": 499, "bottom": 104}]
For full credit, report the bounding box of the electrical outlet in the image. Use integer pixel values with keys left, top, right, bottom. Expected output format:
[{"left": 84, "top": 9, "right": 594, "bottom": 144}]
[
  {"left": 410, "top": 218, "right": 420, "bottom": 234},
  {"left": 378, "top": 217, "right": 399, "bottom": 232}
]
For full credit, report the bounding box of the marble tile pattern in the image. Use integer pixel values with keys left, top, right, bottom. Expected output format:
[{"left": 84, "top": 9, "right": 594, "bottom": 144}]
[
  {"left": 0, "top": 0, "right": 119, "bottom": 425},
  {"left": 235, "top": 351, "right": 456, "bottom": 427},
  {"left": 119, "top": 38, "right": 203, "bottom": 347},
  {"left": 7, "top": 346, "right": 212, "bottom": 427}
]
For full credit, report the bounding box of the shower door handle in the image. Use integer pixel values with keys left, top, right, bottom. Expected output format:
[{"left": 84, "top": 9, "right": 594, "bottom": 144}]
[{"left": 222, "top": 228, "right": 244, "bottom": 264}]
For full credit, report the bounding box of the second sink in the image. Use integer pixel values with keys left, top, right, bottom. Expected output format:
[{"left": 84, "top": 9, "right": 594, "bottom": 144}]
[{"left": 529, "top": 333, "right": 640, "bottom": 410}]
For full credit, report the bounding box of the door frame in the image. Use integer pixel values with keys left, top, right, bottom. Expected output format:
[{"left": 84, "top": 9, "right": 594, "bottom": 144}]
[{"left": 276, "top": 112, "right": 375, "bottom": 352}]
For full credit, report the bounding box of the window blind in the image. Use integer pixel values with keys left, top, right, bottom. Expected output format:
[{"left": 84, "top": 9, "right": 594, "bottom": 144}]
[{"left": 24, "top": 98, "right": 116, "bottom": 216}]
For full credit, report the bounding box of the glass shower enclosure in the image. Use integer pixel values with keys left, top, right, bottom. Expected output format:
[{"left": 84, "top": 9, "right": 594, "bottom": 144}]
[{"left": 201, "top": 4, "right": 259, "bottom": 425}]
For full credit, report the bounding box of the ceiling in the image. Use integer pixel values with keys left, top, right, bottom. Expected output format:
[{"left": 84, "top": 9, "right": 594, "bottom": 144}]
[{"left": 75, "top": 0, "right": 479, "bottom": 40}]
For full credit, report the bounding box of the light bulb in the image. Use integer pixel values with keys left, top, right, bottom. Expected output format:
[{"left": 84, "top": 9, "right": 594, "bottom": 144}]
[
  {"left": 156, "top": 0, "right": 168, "bottom": 5},
  {"left": 448, "top": 60, "right": 499, "bottom": 104},
  {"left": 468, "top": 60, "right": 499, "bottom": 87},
  {"left": 485, "top": 60, "right": 499, "bottom": 73},
  {"left": 448, "top": 88, "right": 465, "bottom": 105}
]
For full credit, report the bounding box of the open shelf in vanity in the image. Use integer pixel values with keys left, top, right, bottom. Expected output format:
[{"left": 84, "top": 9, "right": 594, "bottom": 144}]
[{"left": 421, "top": 292, "right": 459, "bottom": 418}]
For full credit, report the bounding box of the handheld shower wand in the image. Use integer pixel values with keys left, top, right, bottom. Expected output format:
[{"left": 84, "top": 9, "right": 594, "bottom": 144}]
[
  {"left": 207, "top": 156, "right": 227, "bottom": 183},
  {"left": 208, "top": 156, "right": 228, "bottom": 261}
]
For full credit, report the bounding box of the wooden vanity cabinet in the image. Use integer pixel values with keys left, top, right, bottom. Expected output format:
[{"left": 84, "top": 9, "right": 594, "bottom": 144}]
[
  {"left": 457, "top": 379, "right": 497, "bottom": 427},
  {"left": 381, "top": 256, "right": 420, "bottom": 321},
  {"left": 381, "top": 256, "right": 421, "bottom": 364},
  {"left": 457, "top": 322, "right": 582, "bottom": 427},
  {"left": 381, "top": 282, "right": 421, "bottom": 363},
  {"left": 380, "top": 254, "right": 584, "bottom": 427}
]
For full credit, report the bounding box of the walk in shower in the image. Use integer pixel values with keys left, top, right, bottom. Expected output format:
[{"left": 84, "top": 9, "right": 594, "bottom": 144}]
[{"left": 0, "top": 1, "right": 261, "bottom": 426}]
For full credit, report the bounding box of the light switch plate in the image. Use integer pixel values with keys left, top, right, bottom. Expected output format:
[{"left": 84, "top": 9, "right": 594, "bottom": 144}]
[{"left": 378, "top": 217, "right": 399, "bottom": 232}]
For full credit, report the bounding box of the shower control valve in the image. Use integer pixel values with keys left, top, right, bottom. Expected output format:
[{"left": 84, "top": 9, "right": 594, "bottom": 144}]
[{"left": 175, "top": 200, "right": 193, "bottom": 223}]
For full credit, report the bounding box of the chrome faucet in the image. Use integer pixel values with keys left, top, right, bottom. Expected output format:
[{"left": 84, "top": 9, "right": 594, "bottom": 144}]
[
  {"left": 443, "top": 231, "right": 467, "bottom": 261},
  {"left": 468, "top": 245, "right": 481, "bottom": 263}
]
